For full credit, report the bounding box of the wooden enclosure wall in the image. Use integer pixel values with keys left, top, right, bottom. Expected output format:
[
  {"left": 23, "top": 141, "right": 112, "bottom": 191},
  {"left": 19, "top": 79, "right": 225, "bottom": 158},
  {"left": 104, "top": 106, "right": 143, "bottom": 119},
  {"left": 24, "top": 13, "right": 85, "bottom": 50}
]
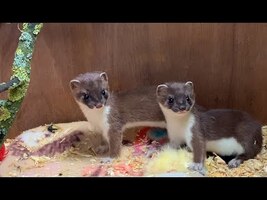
[{"left": 1, "top": 23, "right": 267, "bottom": 138}]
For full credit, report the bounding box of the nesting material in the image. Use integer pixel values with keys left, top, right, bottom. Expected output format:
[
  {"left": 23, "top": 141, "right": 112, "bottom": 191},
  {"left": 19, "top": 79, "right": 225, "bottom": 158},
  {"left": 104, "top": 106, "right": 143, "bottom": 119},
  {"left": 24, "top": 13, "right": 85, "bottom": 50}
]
[
  {"left": 0, "top": 123, "right": 198, "bottom": 177},
  {"left": 18, "top": 121, "right": 96, "bottom": 151},
  {"left": 8, "top": 121, "right": 101, "bottom": 157},
  {"left": 0, "top": 124, "right": 266, "bottom": 177},
  {"left": 145, "top": 146, "right": 193, "bottom": 175}
]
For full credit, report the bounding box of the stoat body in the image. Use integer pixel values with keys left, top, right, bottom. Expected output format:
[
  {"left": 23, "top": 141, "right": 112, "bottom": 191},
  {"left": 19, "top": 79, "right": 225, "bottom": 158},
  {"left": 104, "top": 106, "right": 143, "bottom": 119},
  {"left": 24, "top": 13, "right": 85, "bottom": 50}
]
[
  {"left": 156, "top": 81, "right": 263, "bottom": 175},
  {"left": 70, "top": 71, "right": 166, "bottom": 157}
]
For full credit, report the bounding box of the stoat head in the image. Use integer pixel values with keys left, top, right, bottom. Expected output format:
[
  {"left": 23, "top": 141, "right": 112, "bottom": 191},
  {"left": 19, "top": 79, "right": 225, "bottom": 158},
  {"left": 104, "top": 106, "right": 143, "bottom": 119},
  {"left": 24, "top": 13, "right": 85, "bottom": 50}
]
[
  {"left": 69, "top": 71, "right": 109, "bottom": 109},
  {"left": 156, "top": 81, "right": 195, "bottom": 115}
]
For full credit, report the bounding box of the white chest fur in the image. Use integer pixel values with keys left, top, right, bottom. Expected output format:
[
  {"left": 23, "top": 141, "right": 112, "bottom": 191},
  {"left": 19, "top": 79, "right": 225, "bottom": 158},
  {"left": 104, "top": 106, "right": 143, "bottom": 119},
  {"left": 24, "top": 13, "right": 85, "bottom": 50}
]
[
  {"left": 77, "top": 102, "right": 110, "bottom": 141},
  {"left": 159, "top": 104, "right": 245, "bottom": 156},
  {"left": 159, "top": 104, "right": 195, "bottom": 148},
  {"left": 206, "top": 138, "right": 244, "bottom": 156}
]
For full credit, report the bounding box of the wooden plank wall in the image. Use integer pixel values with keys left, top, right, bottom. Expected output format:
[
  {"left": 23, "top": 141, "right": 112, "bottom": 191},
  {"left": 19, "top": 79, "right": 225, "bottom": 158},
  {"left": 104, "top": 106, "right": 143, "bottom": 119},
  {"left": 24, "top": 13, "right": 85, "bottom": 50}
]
[{"left": 1, "top": 23, "right": 266, "bottom": 138}]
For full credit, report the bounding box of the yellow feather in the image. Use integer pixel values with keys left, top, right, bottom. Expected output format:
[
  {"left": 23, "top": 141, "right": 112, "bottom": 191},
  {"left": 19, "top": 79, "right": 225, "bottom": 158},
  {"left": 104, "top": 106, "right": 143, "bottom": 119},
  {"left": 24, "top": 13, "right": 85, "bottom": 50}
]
[{"left": 145, "top": 146, "right": 193, "bottom": 175}]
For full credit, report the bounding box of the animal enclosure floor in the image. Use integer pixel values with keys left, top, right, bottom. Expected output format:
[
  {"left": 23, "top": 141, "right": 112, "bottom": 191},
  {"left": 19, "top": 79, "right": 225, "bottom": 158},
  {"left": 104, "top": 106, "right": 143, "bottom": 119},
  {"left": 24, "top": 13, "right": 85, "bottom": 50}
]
[
  {"left": 0, "top": 141, "right": 202, "bottom": 177},
  {"left": 0, "top": 123, "right": 267, "bottom": 177}
]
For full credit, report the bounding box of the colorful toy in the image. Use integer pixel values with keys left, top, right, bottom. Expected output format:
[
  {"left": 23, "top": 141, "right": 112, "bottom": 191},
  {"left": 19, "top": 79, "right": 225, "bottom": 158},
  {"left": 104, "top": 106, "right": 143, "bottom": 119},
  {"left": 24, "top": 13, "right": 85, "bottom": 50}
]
[
  {"left": 147, "top": 128, "right": 168, "bottom": 144},
  {"left": 134, "top": 127, "right": 168, "bottom": 145},
  {"left": 133, "top": 127, "right": 168, "bottom": 157},
  {"left": 134, "top": 127, "right": 150, "bottom": 145},
  {"left": 0, "top": 144, "right": 7, "bottom": 161}
]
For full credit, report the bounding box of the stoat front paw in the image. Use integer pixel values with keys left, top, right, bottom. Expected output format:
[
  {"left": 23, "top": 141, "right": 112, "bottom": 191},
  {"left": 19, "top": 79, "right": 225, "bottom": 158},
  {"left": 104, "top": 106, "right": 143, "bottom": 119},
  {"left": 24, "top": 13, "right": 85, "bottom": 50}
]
[
  {"left": 169, "top": 141, "right": 181, "bottom": 149},
  {"left": 100, "top": 157, "right": 114, "bottom": 164},
  {"left": 228, "top": 158, "right": 242, "bottom": 168},
  {"left": 188, "top": 162, "right": 206, "bottom": 176},
  {"left": 93, "top": 145, "right": 109, "bottom": 155},
  {"left": 184, "top": 146, "right": 192, "bottom": 152}
]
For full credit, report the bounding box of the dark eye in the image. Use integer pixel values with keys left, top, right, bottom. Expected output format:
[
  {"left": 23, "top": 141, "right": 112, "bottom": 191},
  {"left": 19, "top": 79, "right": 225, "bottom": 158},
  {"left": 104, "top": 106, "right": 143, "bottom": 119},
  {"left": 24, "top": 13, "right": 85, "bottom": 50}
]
[
  {"left": 101, "top": 89, "right": 106, "bottom": 96},
  {"left": 83, "top": 94, "right": 89, "bottom": 100},
  {"left": 168, "top": 97, "right": 174, "bottom": 104},
  {"left": 186, "top": 96, "right": 190, "bottom": 102}
]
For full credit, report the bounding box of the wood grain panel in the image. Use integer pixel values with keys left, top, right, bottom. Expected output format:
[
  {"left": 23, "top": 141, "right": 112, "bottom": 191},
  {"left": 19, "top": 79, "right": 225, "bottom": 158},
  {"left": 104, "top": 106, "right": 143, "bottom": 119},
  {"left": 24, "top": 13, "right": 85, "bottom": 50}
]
[{"left": 0, "top": 23, "right": 266, "bottom": 138}]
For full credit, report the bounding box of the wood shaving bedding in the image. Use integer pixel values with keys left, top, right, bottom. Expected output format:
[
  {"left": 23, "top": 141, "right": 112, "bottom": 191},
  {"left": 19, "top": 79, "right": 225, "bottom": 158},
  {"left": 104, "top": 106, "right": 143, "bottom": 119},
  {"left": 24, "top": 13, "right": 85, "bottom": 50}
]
[{"left": 1, "top": 124, "right": 267, "bottom": 177}]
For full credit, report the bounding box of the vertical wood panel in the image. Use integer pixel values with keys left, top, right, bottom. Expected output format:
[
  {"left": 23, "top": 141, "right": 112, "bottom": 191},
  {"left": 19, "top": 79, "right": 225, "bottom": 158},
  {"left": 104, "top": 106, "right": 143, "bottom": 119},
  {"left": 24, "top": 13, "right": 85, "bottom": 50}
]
[
  {"left": 0, "top": 23, "right": 266, "bottom": 138},
  {"left": 231, "top": 23, "right": 267, "bottom": 122}
]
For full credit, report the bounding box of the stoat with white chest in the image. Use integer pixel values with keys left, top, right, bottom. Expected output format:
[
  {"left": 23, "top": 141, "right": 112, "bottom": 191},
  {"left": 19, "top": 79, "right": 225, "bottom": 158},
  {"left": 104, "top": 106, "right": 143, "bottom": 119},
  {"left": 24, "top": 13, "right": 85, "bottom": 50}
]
[
  {"left": 70, "top": 71, "right": 166, "bottom": 158},
  {"left": 156, "top": 81, "right": 263, "bottom": 175}
]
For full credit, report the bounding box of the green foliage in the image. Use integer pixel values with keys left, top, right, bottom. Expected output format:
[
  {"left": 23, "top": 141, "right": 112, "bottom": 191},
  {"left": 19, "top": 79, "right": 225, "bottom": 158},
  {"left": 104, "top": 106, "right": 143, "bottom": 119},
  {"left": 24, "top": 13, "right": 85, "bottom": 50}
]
[
  {"left": 0, "top": 23, "right": 43, "bottom": 146},
  {"left": 0, "top": 107, "right": 11, "bottom": 121},
  {"left": 8, "top": 83, "right": 29, "bottom": 102}
]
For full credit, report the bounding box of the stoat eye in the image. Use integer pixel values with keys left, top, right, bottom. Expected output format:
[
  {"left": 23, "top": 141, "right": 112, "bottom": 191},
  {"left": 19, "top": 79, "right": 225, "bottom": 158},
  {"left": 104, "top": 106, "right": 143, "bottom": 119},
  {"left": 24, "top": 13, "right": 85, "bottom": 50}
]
[
  {"left": 186, "top": 95, "right": 191, "bottom": 102},
  {"left": 186, "top": 95, "right": 192, "bottom": 105},
  {"left": 101, "top": 89, "right": 106, "bottom": 96},
  {"left": 168, "top": 97, "right": 174, "bottom": 104},
  {"left": 83, "top": 94, "right": 89, "bottom": 100}
]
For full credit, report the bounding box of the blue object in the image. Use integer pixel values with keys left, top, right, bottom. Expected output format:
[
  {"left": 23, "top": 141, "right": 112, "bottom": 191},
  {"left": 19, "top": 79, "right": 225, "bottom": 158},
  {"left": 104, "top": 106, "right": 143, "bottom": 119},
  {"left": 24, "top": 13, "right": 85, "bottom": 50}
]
[{"left": 148, "top": 128, "right": 167, "bottom": 140}]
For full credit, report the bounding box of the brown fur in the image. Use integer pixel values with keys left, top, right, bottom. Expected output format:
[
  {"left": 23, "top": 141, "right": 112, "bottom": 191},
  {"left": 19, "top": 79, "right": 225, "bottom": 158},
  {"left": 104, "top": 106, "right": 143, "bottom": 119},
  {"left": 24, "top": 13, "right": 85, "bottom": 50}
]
[
  {"left": 194, "top": 109, "right": 263, "bottom": 164},
  {"left": 70, "top": 71, "right": 109, "bottom": 109},
  {"left": 157, "top": 81, "right": 263, "bottom": 174},
  {"left": 70, "top": 72, "right": 165, "bottom": 158},
  {"left": 157, "top": 81, "right": 205, "bottom": 113}
]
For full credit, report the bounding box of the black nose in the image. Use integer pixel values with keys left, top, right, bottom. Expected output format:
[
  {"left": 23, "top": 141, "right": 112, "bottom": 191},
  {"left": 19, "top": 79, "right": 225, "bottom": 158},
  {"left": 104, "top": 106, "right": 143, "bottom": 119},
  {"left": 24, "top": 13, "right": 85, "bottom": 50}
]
[{"left": 179, "top": 105, "right": 186, "bottom": 111}]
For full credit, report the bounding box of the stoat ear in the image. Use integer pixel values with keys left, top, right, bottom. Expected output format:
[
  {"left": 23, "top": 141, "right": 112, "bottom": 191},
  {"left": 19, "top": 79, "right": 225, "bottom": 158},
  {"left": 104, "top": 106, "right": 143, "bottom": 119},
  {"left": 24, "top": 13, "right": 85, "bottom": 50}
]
[
  {"left": 70, "top": 79, "right": 81, "bottom": 90},
  {"left": 156, "top": 84, "right": 168, "bottom": 95},
  {"left": 185, "top": 81, "right": 193, "bottom": 88},
  {"left": 100, "top": 72, "right": 108, "bottom": 82}
]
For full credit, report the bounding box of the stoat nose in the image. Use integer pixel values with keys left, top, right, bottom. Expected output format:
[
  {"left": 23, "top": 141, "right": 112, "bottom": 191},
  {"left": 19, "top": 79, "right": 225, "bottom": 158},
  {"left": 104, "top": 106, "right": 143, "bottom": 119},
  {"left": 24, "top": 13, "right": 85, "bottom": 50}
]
[
  {"left": 95, "top": 103, "right": 103, "bottom": 109},
  {"left": 179, "top": 105, "right": 186, "bottom": 111}
]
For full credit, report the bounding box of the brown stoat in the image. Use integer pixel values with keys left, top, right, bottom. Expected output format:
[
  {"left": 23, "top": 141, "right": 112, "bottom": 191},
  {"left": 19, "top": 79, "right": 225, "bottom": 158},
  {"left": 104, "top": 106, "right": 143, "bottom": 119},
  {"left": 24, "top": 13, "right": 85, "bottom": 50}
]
[
  {"left": 156, "top": 81, "right": 263, "bottom": 175},
  {"left": 70, "top": 71, "right": 166, "bottom": 158},
  {"left": 156, "top": 81, "right": 205, "bottom": 149}
]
